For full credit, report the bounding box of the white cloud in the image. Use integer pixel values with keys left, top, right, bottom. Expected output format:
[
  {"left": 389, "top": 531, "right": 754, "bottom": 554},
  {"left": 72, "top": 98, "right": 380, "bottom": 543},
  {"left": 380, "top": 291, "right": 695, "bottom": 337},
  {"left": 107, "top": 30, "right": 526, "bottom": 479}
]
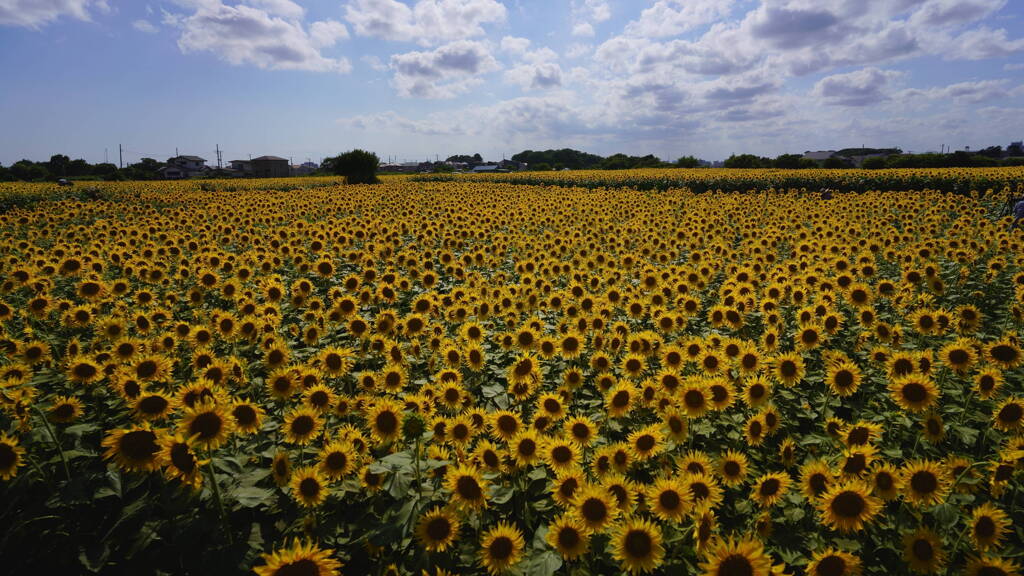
[
  {"left": 813, "top": 67, "right": 902, "bottom": 106},
  {"left": 175, "top": 2, "right": 351, "bottom": 73},
  {"left": 500, "top": 35, "right": 531, "bottom": 55},
  {"left": 947, "top": 27, "right": 1024, "bottom": 60},
  {"left": 132, "top": 19, "right": 158, "bottom": 33},
  {"left": 571, "top": 22, "right": 594, "bottom": 37},
  {"left": 345, "top": 0, "right": 506, "bottom": 46},
  {"left": 899, "top": 79, "right": 1017, "bottom": 104},
  {"left": 390, "top": 40, "right": 499, "bottom": 98},
  {"left": 624, "top": 0, "right": 733, "bottom": 38},
  {"left": 309, "top": 20, "right": 349, "bottom": 48},
  {"left": 243, "top": 0, "right": 304, "bottom": 20},
  {"left": 0, "top": 0, "right": 108, "bottom": 28}
]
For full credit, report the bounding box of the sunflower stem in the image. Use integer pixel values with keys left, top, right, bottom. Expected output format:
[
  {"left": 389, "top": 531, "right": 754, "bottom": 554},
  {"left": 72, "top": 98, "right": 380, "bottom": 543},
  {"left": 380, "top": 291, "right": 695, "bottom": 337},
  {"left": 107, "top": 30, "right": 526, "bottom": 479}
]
[
  {"left": 31, "top": 404, "right": 71, "bottom": 482},
  {"left": 206, "top": 457, "right": 234, "bottom": 544}
]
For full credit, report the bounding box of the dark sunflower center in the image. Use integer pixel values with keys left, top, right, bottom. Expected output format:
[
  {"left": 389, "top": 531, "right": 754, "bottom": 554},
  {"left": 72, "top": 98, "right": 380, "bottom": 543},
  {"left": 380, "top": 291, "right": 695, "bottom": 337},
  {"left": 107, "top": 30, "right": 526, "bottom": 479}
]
[
  {"left": 170, "top": 443, "right": 196, "bottom": 472},
  {"left": 0, "top": 443, "right": 17, "bottom": 469},
  {"left": 843, "top": 454, "right": 867, "bottom": 475},
  {"left": 976, "top": 568, "right": 1008, "bottom": 576},
  {"left": 375, "top": 412, "right": 397, "bottom": 434},
  {"left": 624, "top": 530, "right": 652, "bottom": 559},
  {"left": 948, "top": 349, "right": 969, "bottom": 365},
  {"left": 518, "top": 439, "right": 536, "bottom": 456},
  {"left": 299, "top": 477, "right": 320, "bottom": 498},
  {"left": 912, "top": 538, "right": 934, "bottom": 561},
  {"left": 120, "top": 430, "right": 159, "bottom": 461},
  {"left": 457, "top": 476, "right": 482, "bottom": 500},
  {"left": 810, "top": 474, "right": 828, "bottom": 495},
  {"left": 581, "top": 499, "right": 607, "bottom": 523},
  {"left": 275, "top": 558, "right": 320, "bottom": 576},
  {"left": 557, "top": 527, "right": 581, "bottom": 550},
  {"left": 875, "top": 473, "right": 893, "bottom": 490},
  {"left": 53, "top": 403, "right": 76, "bottom": 419},
  {"left": 684, "top": 390, "right": 704, "bottom": 408},
  {"left": 760, "top": 478, "right": 780, "bottom": 496},
  {"left": 572, "top": 423, "right": 590, "bottom": 440},
  {"left": 910, "top": 471, "right": 937, "bottom": 494},
  {"left": 489, "top": 536, "right": 514, "bottom": 561},
  {"left": 325, "top": 354, "right": 342, "bottom": 370},
  {"left": 834, "top": 371, "right": 854, "bottom": 389},
  {"left": 636, "top": 435, "right": 655, "bottom": 452},
  {"left": 552, "top": 446, "right": 573, "bottom": 463},
  {"left": 326, "top": 452, "right": 347, "bottom": 471},
  {"left": 691, "top": 482, "right": 710, "bottom": 501},
  {"left": 724, "top": 461, "right": 741, "bottom": 477},
  {"left": 719, "top": 553, "right": 754, "bottom": 576},
  {"left": 234, "top": 405, "right": 257, "bottom": 426},
  {"left": 426, "top": 517, "right": 451, "bottom": 541},
  {"left": 831, "top": 491, "right": 866, "bottom": 518},
  {"left": 998, "top": 403, "right": 1023, "bottom": 424},
  {"left": 514, "top": 359, "right": 533, "bottom": 377},
  {"left": 975, "top": 516, "right": 996, "bottom": 538},
  {"left": 991, "top": 344, "right": 1018, "bottom": 363},
  {"left": 901, "top": 383, "right": 928, "bottom": 403},
  {"left": 816, "top": 555, "right": 847, "bottom": 576},
  {"left": 780, "top": 361, "right": 797, "bottom": 377},
  {"left": 659, "top": 490, "right": 681, "bottom": 511},
  {"left": 190, "top": 412, "right": 224, "bottom": 440},
  {"left": 139, "top": 395, "right": 168, "bottom": 415},
  {"left": 74, "top": 363, "right": 97, "bottom": 379},
  {"left": 613, "top": 391, "right": 630, "bottom": 407}
]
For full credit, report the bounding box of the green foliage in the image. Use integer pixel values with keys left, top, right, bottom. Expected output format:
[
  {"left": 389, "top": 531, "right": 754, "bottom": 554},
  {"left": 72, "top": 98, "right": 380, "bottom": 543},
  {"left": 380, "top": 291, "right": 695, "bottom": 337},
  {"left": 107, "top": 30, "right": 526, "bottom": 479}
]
[
  {"left": 324, "top": 149, "right": 380, "bottom": 184},
  {"left": 675, "top": 156, "right": 702, "bottom": 168},
  {"left": 723, "top": 154, "right": 771, "bottom": 169},
  {"left": 510, "top": 149, "right": 604, "bottom": 170}
]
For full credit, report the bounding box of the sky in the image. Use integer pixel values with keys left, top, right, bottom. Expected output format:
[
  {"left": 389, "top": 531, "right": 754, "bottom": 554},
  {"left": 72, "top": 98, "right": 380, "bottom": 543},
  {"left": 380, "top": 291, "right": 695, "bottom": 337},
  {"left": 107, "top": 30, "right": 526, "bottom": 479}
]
[{"left": 1, "top": 0, "right": 1023, "bottom": 165}]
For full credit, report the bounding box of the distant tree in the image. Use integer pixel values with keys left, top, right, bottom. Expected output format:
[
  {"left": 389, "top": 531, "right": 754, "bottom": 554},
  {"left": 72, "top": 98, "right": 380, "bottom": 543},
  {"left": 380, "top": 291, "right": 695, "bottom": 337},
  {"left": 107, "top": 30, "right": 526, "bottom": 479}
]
[
  {"left": 772, "top": 154, "right": 807, "bottom": 169},
  {"left": 977, "top": 145, "right": 1003, "bottom": 158},
  {"left": 47, "top": 154, "right": 71, "bottom": 177},
  {"left": 325, "top": 149, "right": 380, "bottom": 184},
  {"left": 723, "top": 154, "right": 770, "bottom": 169},
  {"left": 675, "top": 156, "right": 701, "bottom": 168},
  {"left": 511, "top": 149, "right": 604, "bottom": 170},
  {"left": 1007, "top": 142, "right": 1024, "bottom": 156},
  {"left": 861, "top": 156, "right": 887, "bottom": 169},
  {"left": 68, "top": 158, "right": 92, "bottom": 177},
  {"left": 0, "top": 163, "right": 11, "bottom": 182},
  {"left": 10, "top": 160, "right": 48, "bottom": 181},
  {"left": 531, "top": 162, "right": 551, "bottom": 171},
  {"left": 92, "top": 163, "right": 118, "bottom": 177},
  {"left": 432, "top": 163, "right": 454, "bottom": 173},
  {"left": 472, "top": 153, "right": 482, "bottom": 162},
  {"left": 822, "top": 156, "right": 851, "bottom": 169}
]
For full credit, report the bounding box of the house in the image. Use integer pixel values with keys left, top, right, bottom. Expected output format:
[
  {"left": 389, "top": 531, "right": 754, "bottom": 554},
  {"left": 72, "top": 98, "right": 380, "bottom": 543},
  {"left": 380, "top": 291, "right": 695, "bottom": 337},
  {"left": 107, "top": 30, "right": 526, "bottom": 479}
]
[
  {"left": 229, "top": 159, "right": 253, "bottom": 176},
  {"left": 291, "top": 162, "right": 318, "bottom": 176},
  {"left": 803, "top": 150, "right": 836, "bottom": 161},
  {"left": 251, "top": 156, "right": 290, "bottom": 178},
  {"left": 472, "top": 164, "right": 503, "bottom": 173},
  {"left": 381, "top": 162, "right": 422, "bottom": 173},
  {"left": 159, "top": 155, "right": 208, "bottom": 179},
  {"left": 498, "top": 159, "right": 526, "bottom": 171}
]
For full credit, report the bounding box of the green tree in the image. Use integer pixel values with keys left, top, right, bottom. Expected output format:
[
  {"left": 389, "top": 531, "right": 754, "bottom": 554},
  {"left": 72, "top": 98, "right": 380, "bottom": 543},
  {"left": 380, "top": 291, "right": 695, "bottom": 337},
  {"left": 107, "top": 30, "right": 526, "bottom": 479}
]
[
  {"left": 325, "top": 149, "right": 380, "bottom": 184},
  {"left": 675, "top": 156, "right": 701, "bottom": 168},
  {"left": 861, "top": 156, "right": 887, "bottom": 169},
  {"left": 723, "top": 154, "right": 770, "bottom": 168},
  {"left": 47, "top": 154, "right": 71, "bottom": 177}
]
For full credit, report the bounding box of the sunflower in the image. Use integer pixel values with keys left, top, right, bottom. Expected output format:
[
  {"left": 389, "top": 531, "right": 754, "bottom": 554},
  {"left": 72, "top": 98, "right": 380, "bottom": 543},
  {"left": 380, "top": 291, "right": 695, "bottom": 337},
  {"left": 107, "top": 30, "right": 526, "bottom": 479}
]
[
  {"left": 751, "top": 471, "right": 791, "bottom": 508},
  {"left": 801, "top": 459, "right": 835, "bottom": 500},
  {"left": 965, "top": 555, "right": 1021, "bottom": 576},
  {"left": 366, "top": 399, "right": 403, "bottom": 443},
  {"left": 606, "top": 382, "right": 636, "bottom": 418},
  {"left": 283, "top": 406, "right": 322, "bottom": 445},
  {"left": 479, "top": 521, "right": 524, "bottom": 575},
  {"left": 842, "top": 421, "right": 883, "bottom": 447},
  {"left": 826, "top": 361, "right": 862, "bottom": 397},
  {"left": 903, "top": 527, "right": 945, "bottom": 574},
  {"left": 473, "top": 439, "right": 504, "bottom": 473},
  {"left": 447, "top": 464, "right": 489, "bottom": 510},
  {"left": 680, "top": 379, "right": 711, "bottom": 418},
  {"left": 510, "top": 430, "right": 541, "bottom": 467},
  {"left": 253, "top": 540, "right": 342, "bottom": 576},
  {"left": 180, "top": 401, "right": 234, "bottom": 450},
  {"left": 662, "top": 408, "right": 689, "bottom": 442},
  {"left": 840, "top": 445, "right": 876, "bottom": 479},
  {"left": 416, "top": 506, "right": 460, "bottom": 552},
  {"left": 902, "top": 460, "right": 950, "bottom": 507},
  {"left": 101, "top": 425, "right": 162, "bottom": 472},
  {"left": 66, "top": 356, "right": 103, "bottom": 384},
  {"left": 0, "top": 433, "right": 26, "bottom": 480},
  {"left": 986, "top": 339, "right": 1022, "bottom": 369},
  {"left": 318, "top": 440, "right": 357, "bottom": 480},
  {"left": 921, "top": 411, "right": 945, "bottom": 443},
  {"left": 551, "top": 467, "right": 584, "bottom": 507},
  {"left": 698, "top": 536, "right": 773, "bottom": 576},
  {"left": 132, "top": 354, "right": 172, "bottom": 382},
  {"left": 627, "top": 425, "right": 663, "bottom": 461},
  {"left": 692, "top": 505, "right": 717, "bottom": 554},
  {"left": 975, "top": 369, "right": 1003, "bottom": 399},
  {"left": 317, "top": 346, "right": 355, "bottom": 377},
  {"left": 159, "top": 433, "right": 205, "bottom": 490},
  {"left": 744, "top": 414, "right": 767, "bottom": 446},
  {"left": 773, "top": 352, "right": 805, "bottom": 386},
  {"left": 133, "top": 391, "right": 174, "bottom": 421},
  {"left": 50, "top": 395, "right": 84, "bottom": 423},
  {"left": 718, "top": 449, "right": 749, "bottom": 486},
  {"left": 889, "top": 375, "right": 940, "bottom": 413},
  {"left": 970, "top": 503, "right": 1010, "bottom": 551},
  {"left": 807, "top": 548, "right": 861, "bottom": 576},
  {"left": 565, "top": 415, "right": 597, "bottom": 446},
  {"left": 574, "top": 484, "right": 619, "bottom": 532},
  {"left": 818, "top": 481, "right": 881, "bottom": 533},
  {"left": 869, "top": 463, "right": 902, "bottom": 500},
  {"left": 683, "top": 472, "right": 724, "bottom": 510},
  {"left": 266, "top": 367, "right": 299, "bottom": 400},
  {"left": 271, "top": 451, "right": 291, "bottom": 486},
  {"left": 303, "top": 384, "right": 337, "bottom": 414},
  {"left": 290, "top": 466, "right": 328, "bottom": 508},
  {"left": 992, "top": 397, "right": 1024, "bottom": 432},
  {"left": 742, "top": 375, "right": 772, "bottom": 408},
  {"left": 612, "top": 517, "right": 665, "bottom": 575},
  {"left": 547, "top": 514, "right": 591, "bottom": 560},
  {"left": 939, "top": 338, "right": 977, "bottom": 373},
  {"left": 602, "top": 473, "right": 636, "bottom": 512},
  {"left": 647, "top": 476, "right": 691, "bottom": 522},
  {"left": 231, "top": 400, "right": 264, "bottom": 435}
]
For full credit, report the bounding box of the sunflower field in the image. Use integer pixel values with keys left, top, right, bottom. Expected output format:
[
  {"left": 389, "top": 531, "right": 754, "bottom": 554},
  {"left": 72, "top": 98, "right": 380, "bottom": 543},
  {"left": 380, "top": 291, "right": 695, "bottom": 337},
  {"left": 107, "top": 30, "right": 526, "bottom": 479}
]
[{"left": 1, "top": 173, "right": 1023, "bottom": 576}]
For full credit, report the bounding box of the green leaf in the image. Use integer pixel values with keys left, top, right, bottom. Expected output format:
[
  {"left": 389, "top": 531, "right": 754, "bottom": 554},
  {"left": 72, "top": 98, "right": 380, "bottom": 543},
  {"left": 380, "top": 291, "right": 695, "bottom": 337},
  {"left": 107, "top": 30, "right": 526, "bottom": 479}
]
[
  {"left": 233, "top": 486, "right": 276, "bottom": 508},
  {"left": 526, "top": 550, "right": 562, "bottom": 576}
]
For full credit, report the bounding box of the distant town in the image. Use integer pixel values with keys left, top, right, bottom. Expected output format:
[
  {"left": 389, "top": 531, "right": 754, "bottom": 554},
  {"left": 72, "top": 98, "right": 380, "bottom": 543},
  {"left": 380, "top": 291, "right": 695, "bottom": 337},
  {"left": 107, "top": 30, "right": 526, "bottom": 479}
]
[{"left": 2, "top": 141, "right": 1022, "bottom": 181}]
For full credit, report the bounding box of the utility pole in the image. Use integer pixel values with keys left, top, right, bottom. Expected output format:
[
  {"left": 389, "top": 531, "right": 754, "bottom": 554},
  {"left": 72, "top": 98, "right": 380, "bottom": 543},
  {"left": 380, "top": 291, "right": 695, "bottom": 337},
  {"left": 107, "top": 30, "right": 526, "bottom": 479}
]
[
  {"left": 119, "top": 144, "right": 123, "bottom": 169},
  {"left": 175, "top": 147, "right": 179, "bottom": 157},
  {"left": 104, "top": 148, "right": 108, "bottom": 164},
  {"left": 216, "top": 144, "right": 222, "bottom": 169}
]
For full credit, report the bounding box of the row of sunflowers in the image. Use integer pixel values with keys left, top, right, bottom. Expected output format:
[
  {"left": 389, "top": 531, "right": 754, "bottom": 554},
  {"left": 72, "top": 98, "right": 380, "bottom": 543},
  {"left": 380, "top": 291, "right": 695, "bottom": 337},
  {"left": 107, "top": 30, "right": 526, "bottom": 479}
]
[{"left": 0, "top": 177, "right": 1022, "bottom": 575}]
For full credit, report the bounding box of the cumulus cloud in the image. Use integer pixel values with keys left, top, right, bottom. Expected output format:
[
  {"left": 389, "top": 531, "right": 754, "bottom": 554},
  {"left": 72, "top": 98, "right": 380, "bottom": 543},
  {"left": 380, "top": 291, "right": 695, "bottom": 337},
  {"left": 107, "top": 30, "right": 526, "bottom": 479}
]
[
  {"left": 947, "top": 27, "right": 1024, "bottom": 60},
  {"left": 624, "top": 0, "right": 733, "bottom": 38},
  {"left": 175, "top": 2, "right": 351, "bottom": 73},
  {"left": 133, "top": 19, "right": 158, "bottom": 33},
  {"left": 813, "top": 67, "right": 902, "bottom": 106},
  {"left": 310, "top": 20, "right": 349, "bottom": 48},
  {"left": 899, "top": 78, "right": 1017, "bottom": 104},
  {"left": 345, "top": 0, "right": 506, "bottom": 45},
  {"left": 390, "top": 40, "right": 499, "bottom": 98},
  {"left": 243, "top": 0, "right": 304, "bottom": 20},
  {"left": 0, "top": 0, "right": 108, "bottom": 28}
]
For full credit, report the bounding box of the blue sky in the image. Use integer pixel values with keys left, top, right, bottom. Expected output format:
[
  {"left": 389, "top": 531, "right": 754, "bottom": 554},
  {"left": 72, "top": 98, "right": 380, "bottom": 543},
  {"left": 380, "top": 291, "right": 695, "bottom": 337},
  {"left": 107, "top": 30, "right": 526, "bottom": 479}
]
[{"left": 1, "top": 0, "right": 1023, "bottom": 165}]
